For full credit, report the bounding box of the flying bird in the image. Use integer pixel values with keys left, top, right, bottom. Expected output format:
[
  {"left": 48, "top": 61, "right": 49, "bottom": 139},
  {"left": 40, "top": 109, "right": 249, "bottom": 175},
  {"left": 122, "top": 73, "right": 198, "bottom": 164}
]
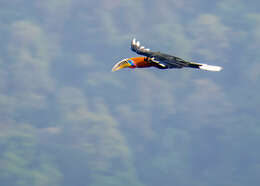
[{"left": 112, "top": 38, "right": 222, "bottom": 72}]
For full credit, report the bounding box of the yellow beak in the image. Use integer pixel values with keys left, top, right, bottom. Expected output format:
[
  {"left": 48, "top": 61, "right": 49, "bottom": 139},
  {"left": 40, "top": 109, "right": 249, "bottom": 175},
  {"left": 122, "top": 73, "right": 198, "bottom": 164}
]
[{"left": 112, "top": 60, "right": 132, "bottom": 72}]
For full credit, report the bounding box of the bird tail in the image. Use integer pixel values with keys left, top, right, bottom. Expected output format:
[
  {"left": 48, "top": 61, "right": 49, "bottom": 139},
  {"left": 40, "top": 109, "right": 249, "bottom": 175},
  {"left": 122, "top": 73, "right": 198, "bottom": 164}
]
[{"left": 188, "top": 62, "right": 222, "bottom": 72}]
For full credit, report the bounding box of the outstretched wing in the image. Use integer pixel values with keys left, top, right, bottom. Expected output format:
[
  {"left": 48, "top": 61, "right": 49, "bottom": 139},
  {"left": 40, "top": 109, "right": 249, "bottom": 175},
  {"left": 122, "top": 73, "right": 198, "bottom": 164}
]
[
  {"left": 131, "top": 38, "right": 186, "bottom": 68},
  {"left": 131, "top": 38, "right": 153, "bottom": 57},
  {"left": 154, "top": 58, "right": 222, "bottom": 71},
  {"left": 131, "top": 38, "right": 222, "bottom": 71}
]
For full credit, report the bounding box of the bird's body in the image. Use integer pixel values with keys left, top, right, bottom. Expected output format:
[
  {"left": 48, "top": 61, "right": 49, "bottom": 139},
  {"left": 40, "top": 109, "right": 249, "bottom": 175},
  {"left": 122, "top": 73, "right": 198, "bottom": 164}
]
[
  {"left": 127, "top": 57, "right": 166, "bottom": 68},
  {"left": 112, "top": 38, "right": 222, "bottom": 72},
  {"left": 128, "top": 57, "right": 151, "bottom": 68}
]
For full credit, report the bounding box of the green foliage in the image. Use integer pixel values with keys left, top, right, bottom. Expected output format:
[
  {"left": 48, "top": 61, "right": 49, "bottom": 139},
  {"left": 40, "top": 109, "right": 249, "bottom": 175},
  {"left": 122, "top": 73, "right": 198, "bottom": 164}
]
[{"left": 0, "top": 125, "right": 62, "bottom": 186}]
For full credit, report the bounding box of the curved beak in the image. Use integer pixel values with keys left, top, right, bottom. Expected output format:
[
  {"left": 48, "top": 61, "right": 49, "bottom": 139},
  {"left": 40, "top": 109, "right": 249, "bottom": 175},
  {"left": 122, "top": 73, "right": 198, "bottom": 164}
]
[{"left": 112, "top": 60, "right": 132, "bottom": 72}]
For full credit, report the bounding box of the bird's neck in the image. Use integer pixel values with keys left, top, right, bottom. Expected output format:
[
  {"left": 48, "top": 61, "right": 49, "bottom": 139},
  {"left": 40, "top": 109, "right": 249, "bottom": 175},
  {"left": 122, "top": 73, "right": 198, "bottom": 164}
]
[{"left": 130, "top": 57, "right": 153, "bottom": 68}]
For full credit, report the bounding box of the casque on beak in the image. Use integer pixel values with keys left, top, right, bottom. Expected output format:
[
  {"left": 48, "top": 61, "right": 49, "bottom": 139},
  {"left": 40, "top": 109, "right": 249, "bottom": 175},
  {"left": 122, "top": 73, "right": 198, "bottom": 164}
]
[{"left": 112, "top": 59, "right": 132, "bottom": 72}]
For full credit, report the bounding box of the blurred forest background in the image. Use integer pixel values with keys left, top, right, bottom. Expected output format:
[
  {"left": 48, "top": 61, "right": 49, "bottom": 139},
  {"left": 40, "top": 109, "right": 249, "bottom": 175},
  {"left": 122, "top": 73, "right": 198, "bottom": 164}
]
[{"left": 1, "top": 0, "right": 260, "bottom": 186}]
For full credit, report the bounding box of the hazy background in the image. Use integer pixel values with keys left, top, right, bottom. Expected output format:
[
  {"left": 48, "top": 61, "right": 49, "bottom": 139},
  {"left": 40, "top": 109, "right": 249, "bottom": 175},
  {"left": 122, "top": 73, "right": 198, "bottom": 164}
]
[{"left": 1, "top": 0, "right": 260, "bottom": 186}]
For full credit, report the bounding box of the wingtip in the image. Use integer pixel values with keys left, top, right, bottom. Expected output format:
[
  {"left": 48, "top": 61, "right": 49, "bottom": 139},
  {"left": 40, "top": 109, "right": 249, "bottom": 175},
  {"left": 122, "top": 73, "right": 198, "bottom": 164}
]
[
  {"left": 132, "top": 38, "right": 136, "bottom": 45},
  {"left": 130, "top": 38, "right": 151, "bottom": 53}
]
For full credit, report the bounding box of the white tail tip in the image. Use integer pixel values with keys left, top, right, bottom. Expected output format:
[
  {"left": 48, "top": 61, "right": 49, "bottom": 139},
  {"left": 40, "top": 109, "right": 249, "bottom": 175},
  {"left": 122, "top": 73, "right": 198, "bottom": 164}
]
[{"left": 199, "top": 64, "right": 222, "bottom": 71}]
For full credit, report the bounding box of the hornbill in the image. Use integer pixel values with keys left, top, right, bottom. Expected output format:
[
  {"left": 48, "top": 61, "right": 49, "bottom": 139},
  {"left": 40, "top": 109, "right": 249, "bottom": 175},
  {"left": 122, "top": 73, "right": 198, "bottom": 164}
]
[{"left": 112, "top": 38, "right": 222, "bottom": 72}]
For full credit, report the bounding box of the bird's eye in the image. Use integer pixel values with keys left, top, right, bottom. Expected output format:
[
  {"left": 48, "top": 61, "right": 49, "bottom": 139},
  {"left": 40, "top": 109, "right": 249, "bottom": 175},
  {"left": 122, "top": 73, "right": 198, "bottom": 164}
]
[{"left": 127, "top": 59, "right": 134, "bottom": 66}]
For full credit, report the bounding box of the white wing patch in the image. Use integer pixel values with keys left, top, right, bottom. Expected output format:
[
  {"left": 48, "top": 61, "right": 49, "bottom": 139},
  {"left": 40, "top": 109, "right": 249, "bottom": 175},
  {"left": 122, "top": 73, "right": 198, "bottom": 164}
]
[
  {"left": 158, "top": 63, "right": 166, "bottom": 68},
  {"left": 132, "top": 38, "right": 150, "bottom": 52}
]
